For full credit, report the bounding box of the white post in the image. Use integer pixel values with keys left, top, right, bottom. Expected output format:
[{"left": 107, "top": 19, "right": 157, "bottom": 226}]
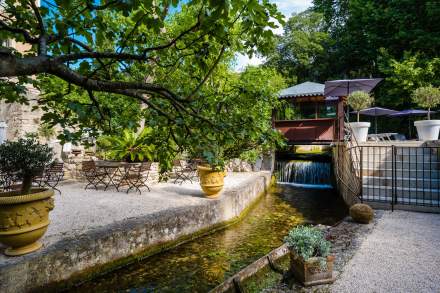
[{"left": 0, "top": 121, "right": 7, "bottom": 144}]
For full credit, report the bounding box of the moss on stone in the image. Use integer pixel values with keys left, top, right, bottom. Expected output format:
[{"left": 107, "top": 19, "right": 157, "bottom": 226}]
[{"left": 45, "top": 187, "right": 272, "bottom": 292}]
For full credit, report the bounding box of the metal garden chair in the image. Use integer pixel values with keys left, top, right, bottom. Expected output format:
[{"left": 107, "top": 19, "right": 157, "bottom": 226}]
[
  {"left": 172, "top": 160, "right": 197, "bottom": 184},
  {"left": 81, "top": 160, "right": 107, "bottom": 190},
  {"left": 117, "top": 162, "right": 152, "bottom": 194}
]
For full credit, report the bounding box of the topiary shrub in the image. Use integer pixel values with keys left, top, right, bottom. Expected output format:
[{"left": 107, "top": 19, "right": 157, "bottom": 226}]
[
  {"left": 0, "top": 138, "right": 53, "bottom": 194},
  {"left": 284, "top": 225, "right": 331, "bottom": 267},
  {"left": 412, "top": 85, "right": 440, "bottom": 120},
  {"left": 347, "top": 91, "right": 373, "bottom": 122}
]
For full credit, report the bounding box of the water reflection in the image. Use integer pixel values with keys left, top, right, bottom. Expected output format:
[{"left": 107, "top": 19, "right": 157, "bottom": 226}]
[{"left": 69, "top": 184, "right": 347, "bottom": 293}]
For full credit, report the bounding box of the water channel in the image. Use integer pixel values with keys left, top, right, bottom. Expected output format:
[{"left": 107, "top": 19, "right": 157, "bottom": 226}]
[{"left": 69, "top": 161, "right": 347, "bottom": 293}]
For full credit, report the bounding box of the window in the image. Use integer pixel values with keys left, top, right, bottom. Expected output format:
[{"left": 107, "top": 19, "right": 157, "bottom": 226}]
[
  {"left": 298, "top": 103, "right": 316, "bottom": 119},
  {"left": 318, "top": 104, "right": 337, "bottom": 118}
]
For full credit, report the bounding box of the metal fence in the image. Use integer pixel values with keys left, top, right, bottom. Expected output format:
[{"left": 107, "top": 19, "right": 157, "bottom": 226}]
[{"left": 359, "top": 145, "right": 440, "bottom": 210}]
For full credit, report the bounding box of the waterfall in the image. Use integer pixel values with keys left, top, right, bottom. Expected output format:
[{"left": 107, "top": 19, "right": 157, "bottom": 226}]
[{"left": 276, "top": 160, "right": 333, "bottom": 189}]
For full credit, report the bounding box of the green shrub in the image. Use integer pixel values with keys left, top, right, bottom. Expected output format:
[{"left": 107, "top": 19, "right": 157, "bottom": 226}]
[
  {"left": 97, "top": 128, "right": 155, "bottom": 163},
  {"left": 347, "top": 91, "right": 373, "bottom": 122},
  {"left": 0, "top": 138, "right": 53, "bottom": 194},
  {"left": 284, "top": 226, "right": 331, "bottom": 263},
  {"left": 412, "top": 85, "right": 440, "bottom": 119}
]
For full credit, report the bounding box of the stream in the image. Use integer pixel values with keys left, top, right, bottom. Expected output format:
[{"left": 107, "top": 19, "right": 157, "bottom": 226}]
[{"left": 69, "top": 178, "right": 347, "bottom": 293}]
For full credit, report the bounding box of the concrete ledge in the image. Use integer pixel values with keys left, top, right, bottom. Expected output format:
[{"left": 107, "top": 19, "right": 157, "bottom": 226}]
[{"left": 0, "top": 172, "right": 272, "bottom": 293}]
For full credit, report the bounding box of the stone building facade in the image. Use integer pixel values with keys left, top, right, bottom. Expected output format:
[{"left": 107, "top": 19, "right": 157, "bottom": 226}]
[{"left": 0, "top": 87, "right": 44, "bottom": 141}]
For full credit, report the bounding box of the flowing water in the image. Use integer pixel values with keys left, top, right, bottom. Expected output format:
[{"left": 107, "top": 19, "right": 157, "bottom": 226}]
[
  {"left": 69, "top": 181, "right": 347, "bottom": 293},
  {"left": 276, "top": 160, "right": 333, "bottom": 188}
]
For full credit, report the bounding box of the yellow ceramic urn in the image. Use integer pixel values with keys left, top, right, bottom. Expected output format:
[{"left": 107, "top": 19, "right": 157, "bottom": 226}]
[
  {"left": 197, "top": 165, "right": 226, "bottom": 198},
  {"left": 0, "top": 188, "right": 54, "bottom": 256}
]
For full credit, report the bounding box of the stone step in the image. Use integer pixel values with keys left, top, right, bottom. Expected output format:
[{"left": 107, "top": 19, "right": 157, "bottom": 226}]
[
  {"left": 359, "top": 153, "right": 439, "bottom": 163},
  {"left": 361, "top": 168, "right": 440, "bottom": 178},
  {"left": 362, "top": 196, "right": 440, "bottom": 207},
  {"left": 362, "top": 184, "right": 440, "bottom": 201},
  {"left": 363, "top": 176, "right": 440, "bottom": 189},
  {"left": 360, "top": 161, "right": 440, "bottom": 170},
  {"left": 359, "top": 147, "right": 437, "bottom": 156}
]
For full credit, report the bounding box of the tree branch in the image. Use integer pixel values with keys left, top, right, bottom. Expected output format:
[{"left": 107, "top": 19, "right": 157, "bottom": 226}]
[
  {"left": 186, "top": 45, "right": 226, "bottom": 100},
  {"left": 29, "top": 0, "right": 45, "bottom": 35},
  {"left": 0, "top": 19, "right": 38, "bottom": 44},
  {"left": 54, "top": 17, "right": 201, "bottom": 63}
]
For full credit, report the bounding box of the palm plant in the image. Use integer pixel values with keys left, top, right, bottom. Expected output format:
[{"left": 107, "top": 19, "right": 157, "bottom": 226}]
[{"left": 97, "top": 128, "right": 155, "bottom": 163}]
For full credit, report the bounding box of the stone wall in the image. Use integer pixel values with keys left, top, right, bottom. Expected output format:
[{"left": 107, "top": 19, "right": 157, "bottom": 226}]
[
  {"left": 0, "top": 87, "right": 44, "bottom": 141},
  {"left": 0, "top": 172, "right": 272, "bottom": 293}
]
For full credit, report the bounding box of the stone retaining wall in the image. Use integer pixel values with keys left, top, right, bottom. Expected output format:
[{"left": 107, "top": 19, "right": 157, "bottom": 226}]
[{"left": 0, "top": 172, "right": 272, "bottom": 293}]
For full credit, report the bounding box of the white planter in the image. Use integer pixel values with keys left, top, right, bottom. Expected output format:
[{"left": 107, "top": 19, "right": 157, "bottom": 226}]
[
  {"left": 348, "top": 122, "right": 370, "bottom": 143},
  {"left": 414, "top": 120, "right": 440, "bottom": 141}
]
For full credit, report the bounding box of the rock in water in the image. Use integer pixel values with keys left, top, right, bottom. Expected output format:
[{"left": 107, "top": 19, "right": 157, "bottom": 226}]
[{"left": 350, "top": 203, "right": 374, "bottom": 224}]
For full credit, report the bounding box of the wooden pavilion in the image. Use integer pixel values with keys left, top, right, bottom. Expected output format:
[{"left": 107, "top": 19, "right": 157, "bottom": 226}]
[{"left": 273, "top": 81, "right": 345, "bottom": 144}]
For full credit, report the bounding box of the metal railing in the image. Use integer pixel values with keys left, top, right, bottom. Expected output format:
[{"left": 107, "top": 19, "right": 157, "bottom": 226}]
[{"left": 359, "top": 145, "right": 440, "bottom": 210}]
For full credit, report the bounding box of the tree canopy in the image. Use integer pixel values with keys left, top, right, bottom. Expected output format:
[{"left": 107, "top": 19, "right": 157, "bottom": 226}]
[
  {"left": 266, "top": 0, "right": 440, "bottom": 109},
  {"left": 0, "top": 1, "right": 286, "bottom": 170}
]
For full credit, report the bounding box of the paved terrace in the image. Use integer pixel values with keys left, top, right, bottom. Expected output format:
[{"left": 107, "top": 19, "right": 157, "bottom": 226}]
[
  {"left": 0, "top": 171, "right": 272, "bottom": 293},
  {"left": 333, "top": 210, "right": 440, "bottom": 293}
]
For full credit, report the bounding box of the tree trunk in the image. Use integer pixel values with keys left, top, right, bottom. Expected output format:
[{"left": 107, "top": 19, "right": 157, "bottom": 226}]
[
  {"left": 357, "top": 112, "right": 360, "bottom": 122},
  {"left": 428, "top": 108, "right": 431, "bottom": 120},
  {"left": 21, "top": 175, "right": 33, "bottom": 195}
]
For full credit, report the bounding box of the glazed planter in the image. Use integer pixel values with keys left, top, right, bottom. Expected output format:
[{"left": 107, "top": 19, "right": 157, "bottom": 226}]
[
  {"left": 289, "top": 251, "right": 335, "bottom": 287},
  {"left": 0, "top": 188, "right": 54, "bottom": 256},
  {"left": 197, "top": 165, "right": 225, "bottom": 198},
  {"left": 414, "top": 120, "right": 440, "bottom": 141},
  {"left": 348, "top": 122, "right": 370, "bottom": 143}
]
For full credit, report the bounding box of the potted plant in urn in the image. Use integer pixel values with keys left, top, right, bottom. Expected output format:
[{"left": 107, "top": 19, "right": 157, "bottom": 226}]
[
  {"left": 347, "top": 91, "right": 374, "bottom": 142},
  {"left": 191, "top": 146, "right": 227, "bottom": 199},
  {"left": 284, "top": 226, "right": 334, "bottom": 286},
  {"left": 412, "top": 86, "right": 440, "bottom": 141},
  {"left": 0, "top": 138, "right": 54, "bottom": 256}
]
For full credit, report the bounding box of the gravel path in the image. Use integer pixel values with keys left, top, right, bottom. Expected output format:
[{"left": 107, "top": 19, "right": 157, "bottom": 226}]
[
  {"left": 0, "top": 172, "right": 261, "bottom": 258},
  {"left": 332, "top": 210, "right": 440, "bottom": 293}
]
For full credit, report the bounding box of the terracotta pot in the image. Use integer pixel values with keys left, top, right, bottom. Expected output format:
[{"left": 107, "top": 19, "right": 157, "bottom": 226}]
[
  {"left": 289, "top": 251, "right": 335, "bottom": 287},
  {"left": 197, "top": 165, "right": 225, "bottom": 198},
  {"left": 0, "top": 188, "right": 54, "bottom": 256}
]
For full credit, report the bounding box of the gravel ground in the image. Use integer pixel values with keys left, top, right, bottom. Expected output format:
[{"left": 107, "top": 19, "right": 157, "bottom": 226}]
[
  {"left": 0, "top": 172, "right": 260, "bottom": 257},
  {"left": 264, "top": 210, "right": 440, "bottom": 293},
  {"left": 332, "top": 210, "right": 440, "bottom": 293},
  {"left": 264, "top": 213, "right": 380, "bottom": 293}
]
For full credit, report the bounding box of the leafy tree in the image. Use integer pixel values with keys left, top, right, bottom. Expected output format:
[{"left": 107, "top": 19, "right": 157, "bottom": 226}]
[
  {"left": 347, "top": 91, "right": 373, "bottom": 122},
  {"left": 0, "top": 1, "right": 286, "bottom": 170},
  {"left": 412, "top": 86, "right": 440, "bottom": 120},
  {"left": 0, "top": 0, "right": 283, "bottom": 124},
  {"left": 313, "top": 0, "right": 440, "bottom": 79},
  {"left": 265, "top": 10, "right": 330, "bottom": 84},
  {"left": 378, "top": 53, "right": 440, "bottom": 107}
]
